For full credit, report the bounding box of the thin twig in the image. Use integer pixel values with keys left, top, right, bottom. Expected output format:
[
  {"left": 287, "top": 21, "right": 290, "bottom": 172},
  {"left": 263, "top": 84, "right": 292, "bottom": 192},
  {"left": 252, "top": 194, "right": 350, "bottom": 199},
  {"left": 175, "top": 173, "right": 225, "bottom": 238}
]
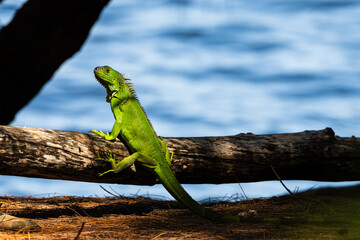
[
  {"left": 270, "top": 165, "right": 296, "bottom": 198},
  {"left": 151, "top": 232, "right": 168, "bottom": 240},
  {"left": 74, "top": 222, "right": 85, "bottom": 240},
  {"left": 100, "top": 185, "right": 120, "bottom": 198},
  {"left": 238, "top": 183, "right": 249, "bottom": 201},
  {"left": 109, "top": 185, "right": 123, "bottom": 197},
  {"left": 234, "top": 175, "right": 250, "bottom": 201}
]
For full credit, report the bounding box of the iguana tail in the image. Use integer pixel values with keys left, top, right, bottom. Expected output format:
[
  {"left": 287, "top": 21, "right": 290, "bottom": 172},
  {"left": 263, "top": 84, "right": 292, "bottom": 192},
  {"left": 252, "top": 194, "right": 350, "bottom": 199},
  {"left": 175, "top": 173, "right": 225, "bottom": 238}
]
[
  {"left": 154, "top": 164, "right": 240, "bottom": 222},
  {"left": 154, "top": 164, "right": 357, "bottom": 225}
]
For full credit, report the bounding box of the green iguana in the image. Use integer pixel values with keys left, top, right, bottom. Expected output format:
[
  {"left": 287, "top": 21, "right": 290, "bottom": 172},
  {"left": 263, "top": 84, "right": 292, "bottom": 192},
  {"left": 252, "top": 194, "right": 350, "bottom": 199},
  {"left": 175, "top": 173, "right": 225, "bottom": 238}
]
[
  {"left": 90, "top": 66, "right": 350, "bottom": 224},
  {"left": 91, "top": 65, "right": 241, "bottom": 222},
  {"left": 91, "top": 66, "right": 239, "bottom": 222}
]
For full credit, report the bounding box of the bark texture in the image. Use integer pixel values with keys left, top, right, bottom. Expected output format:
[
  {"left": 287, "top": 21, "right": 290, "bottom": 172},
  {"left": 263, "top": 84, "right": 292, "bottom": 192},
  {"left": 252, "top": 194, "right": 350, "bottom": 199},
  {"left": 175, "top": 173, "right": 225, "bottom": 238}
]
[{"left": 0, "top": 125, "right": 359, "bottom": 185}]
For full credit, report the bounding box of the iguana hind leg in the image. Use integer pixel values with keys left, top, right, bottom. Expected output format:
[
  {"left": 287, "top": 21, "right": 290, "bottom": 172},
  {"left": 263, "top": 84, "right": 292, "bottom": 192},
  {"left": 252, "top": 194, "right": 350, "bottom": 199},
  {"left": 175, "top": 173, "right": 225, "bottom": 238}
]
[
  {"left": 159, "top": 137, "right": 173, "bottom": 166},
  {"left": 95, "top": 150, "right": 158, "bottom": 176}
]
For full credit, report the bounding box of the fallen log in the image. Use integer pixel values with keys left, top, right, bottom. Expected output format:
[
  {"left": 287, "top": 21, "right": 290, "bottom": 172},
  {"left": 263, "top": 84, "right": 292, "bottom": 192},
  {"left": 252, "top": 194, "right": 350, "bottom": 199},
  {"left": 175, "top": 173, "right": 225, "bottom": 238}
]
[{"left": 0, "top": 125, "right": 359, "bottom": 185}]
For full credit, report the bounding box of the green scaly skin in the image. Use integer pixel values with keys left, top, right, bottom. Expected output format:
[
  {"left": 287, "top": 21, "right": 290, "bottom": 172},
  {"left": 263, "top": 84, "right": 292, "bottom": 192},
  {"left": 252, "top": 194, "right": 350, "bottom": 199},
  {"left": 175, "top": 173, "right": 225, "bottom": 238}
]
[{"left": 91, "top": 66, "right": 356, "bottom": 225}]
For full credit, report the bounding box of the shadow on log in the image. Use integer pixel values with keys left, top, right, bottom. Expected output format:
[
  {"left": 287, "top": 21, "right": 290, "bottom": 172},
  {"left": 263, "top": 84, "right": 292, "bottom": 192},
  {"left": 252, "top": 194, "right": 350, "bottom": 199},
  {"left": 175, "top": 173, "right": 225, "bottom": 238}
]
[
  {"left": 0, "top": 0, "right": 110, "bottom": 124},
  {"left": 0, "top": 125, "right": 359, "bottom": 185}
]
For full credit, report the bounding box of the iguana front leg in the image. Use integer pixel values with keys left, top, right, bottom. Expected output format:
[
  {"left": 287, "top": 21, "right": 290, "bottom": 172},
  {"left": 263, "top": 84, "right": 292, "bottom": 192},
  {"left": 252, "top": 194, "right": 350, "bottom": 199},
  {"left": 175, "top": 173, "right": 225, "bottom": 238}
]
[
  {"left": 95, "top": 150, "right": 158, "bottom": 176},
  {"left": 91, "top": 98, "right": 123, "bottom": 141}
]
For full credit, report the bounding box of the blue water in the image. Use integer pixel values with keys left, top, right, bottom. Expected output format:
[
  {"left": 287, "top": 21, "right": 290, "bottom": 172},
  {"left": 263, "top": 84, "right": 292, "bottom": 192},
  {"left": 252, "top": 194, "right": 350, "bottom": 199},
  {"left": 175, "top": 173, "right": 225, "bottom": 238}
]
[{"left": 1, "top": 0, "right": 359, "bottom": 200}]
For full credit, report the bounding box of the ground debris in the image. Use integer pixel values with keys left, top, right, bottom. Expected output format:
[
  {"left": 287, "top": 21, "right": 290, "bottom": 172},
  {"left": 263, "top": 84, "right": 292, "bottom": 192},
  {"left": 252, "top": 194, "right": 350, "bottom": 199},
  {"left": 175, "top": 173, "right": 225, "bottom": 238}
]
[{"left": 0, "top": 185, "right": 358, "bottom": 239}]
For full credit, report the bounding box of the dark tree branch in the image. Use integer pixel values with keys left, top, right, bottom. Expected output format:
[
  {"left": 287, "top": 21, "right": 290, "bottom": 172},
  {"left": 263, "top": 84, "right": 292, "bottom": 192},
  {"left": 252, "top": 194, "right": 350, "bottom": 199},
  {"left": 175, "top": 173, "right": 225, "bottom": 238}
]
[
  {"left": 0, "top": 0, "right": 110, "bottom": 124},
  {"left": 0, "top": 125, "right": 359, "bottom": 185}
]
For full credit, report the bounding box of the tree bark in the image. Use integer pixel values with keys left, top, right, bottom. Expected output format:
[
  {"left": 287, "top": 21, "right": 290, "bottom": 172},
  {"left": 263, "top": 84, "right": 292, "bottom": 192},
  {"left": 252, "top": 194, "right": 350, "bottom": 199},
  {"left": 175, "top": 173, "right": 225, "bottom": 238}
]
[
  {"left": 0, "top": 125, "right": 359, "bottom": 185},
  {"left": 0, "top": 0, "right": 110, "bottom": 124}
]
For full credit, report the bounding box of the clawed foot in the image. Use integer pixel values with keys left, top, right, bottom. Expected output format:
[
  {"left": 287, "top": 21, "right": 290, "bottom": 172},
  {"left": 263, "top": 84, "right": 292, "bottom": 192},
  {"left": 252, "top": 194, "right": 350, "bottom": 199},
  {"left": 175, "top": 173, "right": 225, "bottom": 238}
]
[
  {"left": 91, "top": 129, "right": 105, "bottom": 137},
  {"left": 95, "top": 149, "right": 118, "bottom": 176},
  {"left": 91, "top": 130, "right": 116, "bottom": 141}
]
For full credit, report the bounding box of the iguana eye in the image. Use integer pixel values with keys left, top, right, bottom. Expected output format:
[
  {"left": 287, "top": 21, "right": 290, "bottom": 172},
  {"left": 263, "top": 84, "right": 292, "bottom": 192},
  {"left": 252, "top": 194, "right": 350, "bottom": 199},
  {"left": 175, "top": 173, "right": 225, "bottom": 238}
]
[{"left": 106, "top": 69, "right": 110, "bottom": 73}]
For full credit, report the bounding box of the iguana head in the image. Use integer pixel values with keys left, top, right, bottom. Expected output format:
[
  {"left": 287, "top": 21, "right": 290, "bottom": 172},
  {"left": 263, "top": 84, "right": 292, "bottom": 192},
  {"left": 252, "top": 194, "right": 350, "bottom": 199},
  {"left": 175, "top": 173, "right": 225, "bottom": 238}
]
[
  {"left": 94, "top": 65, "right": 135, "bottom": 102},
  {"left": 94, "top": 65, "right": 121, "bottom": 89}
]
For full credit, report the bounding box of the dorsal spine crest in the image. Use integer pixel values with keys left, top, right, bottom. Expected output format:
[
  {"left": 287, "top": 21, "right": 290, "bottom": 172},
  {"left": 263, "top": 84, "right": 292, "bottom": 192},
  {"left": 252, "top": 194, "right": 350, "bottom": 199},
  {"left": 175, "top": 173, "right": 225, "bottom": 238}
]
[
  {"left": 118, "top": 72, "right": 154, "bottom": 131},
  {"left": 120, "top": 73, "right": 137, "bottom": 98}
]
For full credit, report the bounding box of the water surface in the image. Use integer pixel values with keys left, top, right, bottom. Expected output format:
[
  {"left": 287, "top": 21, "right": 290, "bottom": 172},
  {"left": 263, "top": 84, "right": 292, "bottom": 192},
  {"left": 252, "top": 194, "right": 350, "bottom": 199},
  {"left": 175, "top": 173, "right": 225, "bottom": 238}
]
[{"left": 1, "top": 0, "right": 359, "bottom": 199}]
